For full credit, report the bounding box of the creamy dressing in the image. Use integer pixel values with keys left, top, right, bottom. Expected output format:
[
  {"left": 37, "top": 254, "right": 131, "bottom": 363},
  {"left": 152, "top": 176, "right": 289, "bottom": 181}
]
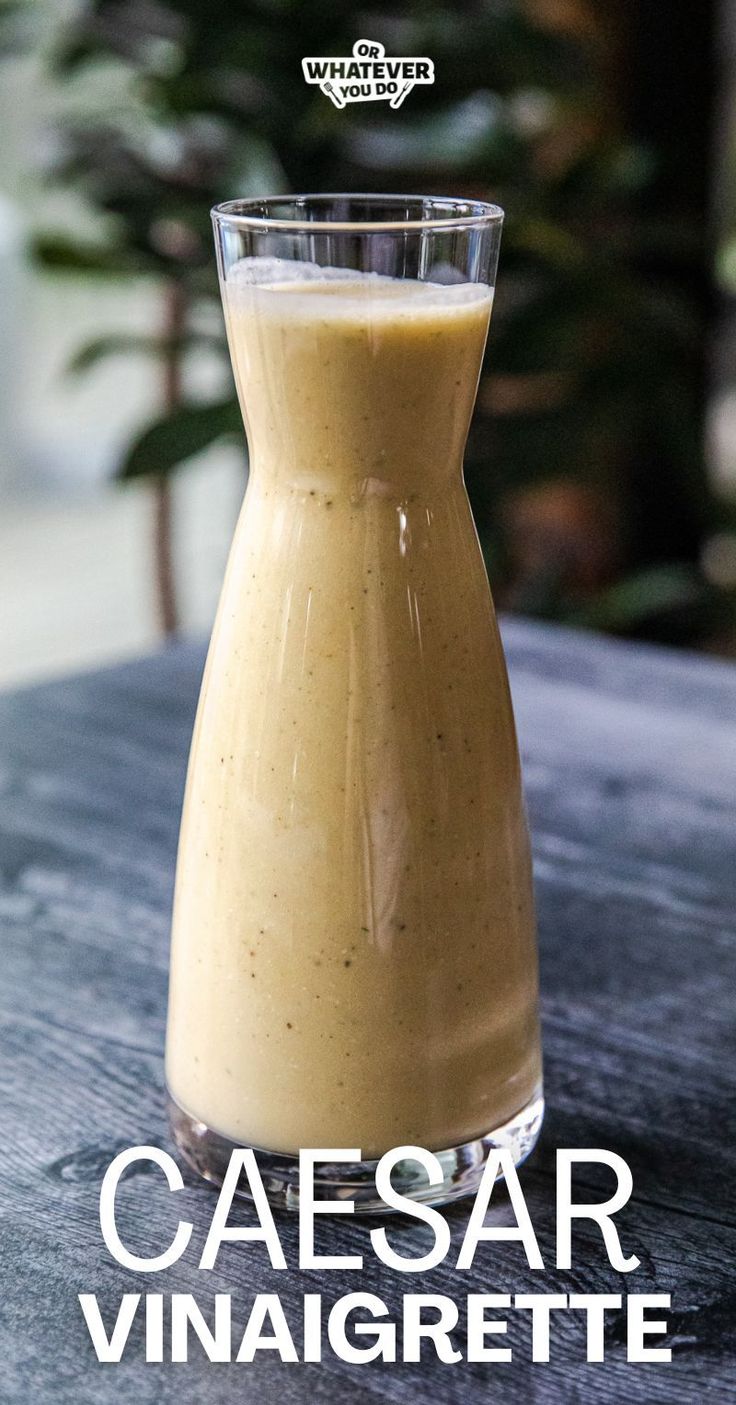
[{"left": 166, "top": 263, "right": 542, "bottom": 1157}]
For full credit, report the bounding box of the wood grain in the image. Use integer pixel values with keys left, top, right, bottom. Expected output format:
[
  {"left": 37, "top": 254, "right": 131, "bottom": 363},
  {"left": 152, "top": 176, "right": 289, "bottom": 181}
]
[{"left": 0, "top": 619, "right": 734, "bottom": 1403}]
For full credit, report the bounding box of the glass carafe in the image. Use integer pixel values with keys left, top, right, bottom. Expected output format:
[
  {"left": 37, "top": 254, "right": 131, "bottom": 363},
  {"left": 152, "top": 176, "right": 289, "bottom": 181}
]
[{"left": 166, "top": 195, "right": 543, "bottom": 1210}]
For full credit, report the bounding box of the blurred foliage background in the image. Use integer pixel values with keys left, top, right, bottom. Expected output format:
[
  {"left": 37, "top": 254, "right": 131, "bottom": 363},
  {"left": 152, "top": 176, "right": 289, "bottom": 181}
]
[{"left": 4, "top": 0, "right": 735, "bottom": 649}]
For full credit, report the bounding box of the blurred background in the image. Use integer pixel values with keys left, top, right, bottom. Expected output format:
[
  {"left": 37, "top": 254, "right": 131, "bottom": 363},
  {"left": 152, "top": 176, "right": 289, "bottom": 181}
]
[{"left": 2, "top": 0, "right": 736, "bottom": 687}]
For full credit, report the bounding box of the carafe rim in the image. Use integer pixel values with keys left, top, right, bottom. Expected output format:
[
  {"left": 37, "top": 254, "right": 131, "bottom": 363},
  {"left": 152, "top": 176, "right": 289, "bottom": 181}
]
[{"left": 211, "top": 192, "right": 504, "bottom": 235}]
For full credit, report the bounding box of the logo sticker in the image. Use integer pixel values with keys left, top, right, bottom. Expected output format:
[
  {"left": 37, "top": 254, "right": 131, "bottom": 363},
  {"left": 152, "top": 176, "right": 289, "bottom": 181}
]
[{"left": 302, "top": 39, "right": 434, "bottom": 110}]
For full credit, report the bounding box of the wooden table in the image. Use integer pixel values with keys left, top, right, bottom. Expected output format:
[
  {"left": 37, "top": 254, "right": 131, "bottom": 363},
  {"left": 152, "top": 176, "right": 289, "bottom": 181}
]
[{"left": 1, "top": 619, "right": 734, "bottom": 1403}]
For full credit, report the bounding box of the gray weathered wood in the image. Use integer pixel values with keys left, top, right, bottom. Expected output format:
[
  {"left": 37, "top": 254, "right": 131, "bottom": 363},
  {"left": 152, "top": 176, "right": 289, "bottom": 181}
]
[{"left": 0, "top": 618, "right": 735, "bottom": 1403}]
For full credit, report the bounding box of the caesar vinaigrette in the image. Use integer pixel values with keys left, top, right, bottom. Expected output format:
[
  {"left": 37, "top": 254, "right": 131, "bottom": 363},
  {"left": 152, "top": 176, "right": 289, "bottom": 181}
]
[{"left": 166, "top": 219, "right": 543, "bottom": 1196}]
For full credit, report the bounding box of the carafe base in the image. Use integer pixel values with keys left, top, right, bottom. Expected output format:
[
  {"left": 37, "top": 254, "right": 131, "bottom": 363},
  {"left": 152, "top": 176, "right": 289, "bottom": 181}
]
[{"left": 167, "top": 1086, "right": 544, "bottom": 1213}]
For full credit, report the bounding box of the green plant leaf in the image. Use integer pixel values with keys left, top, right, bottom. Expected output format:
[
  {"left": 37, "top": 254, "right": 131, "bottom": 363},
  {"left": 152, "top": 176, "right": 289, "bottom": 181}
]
[
  {"left": 569, "top": 566, "right": 705, "bottom": 632},
  {"left": 33, "top": 233, "right": 140, "bottom": 277},
  {"left": 116, "top": 398, "right": 242, "bottom": 481},
  {"left": 67, "top": 330, "right": 225, "bottom": 375}
]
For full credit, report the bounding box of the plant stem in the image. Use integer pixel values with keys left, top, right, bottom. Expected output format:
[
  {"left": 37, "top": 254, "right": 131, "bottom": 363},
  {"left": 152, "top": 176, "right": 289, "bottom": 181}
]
[
  {"left": 153, "top": 476, "right": 177, "bottom": 637},
  {"left": 154, "top": 280, "right": 187, "bottom": 637}
]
